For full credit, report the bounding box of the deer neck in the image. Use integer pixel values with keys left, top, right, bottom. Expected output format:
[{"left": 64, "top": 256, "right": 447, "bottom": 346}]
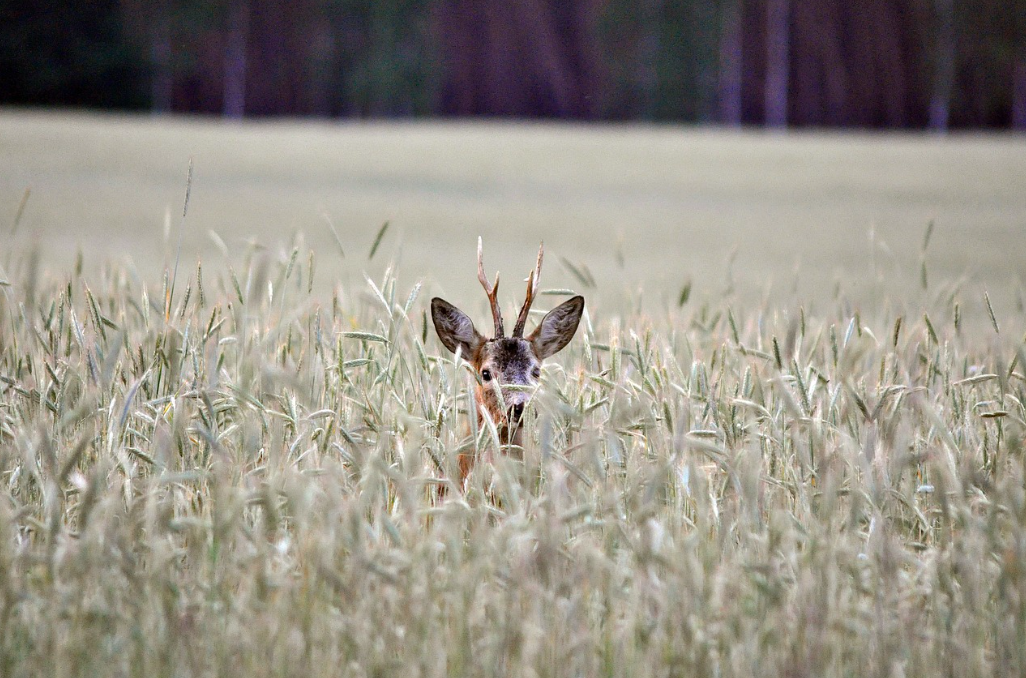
[{"left": 474, "top": 399, "right": 523, "bottom": 448}]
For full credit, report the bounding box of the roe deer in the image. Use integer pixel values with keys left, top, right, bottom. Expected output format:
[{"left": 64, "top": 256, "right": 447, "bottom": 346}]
[{"left": 431, "top": 238, "right": 584, "bottom": 485}]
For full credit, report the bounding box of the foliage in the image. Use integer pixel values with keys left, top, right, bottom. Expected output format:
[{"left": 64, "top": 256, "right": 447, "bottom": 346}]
[
  {"left": 332, "top": 0, "right": 440, "bottom": 116},
  {"left": 0, "top": 0, "right": 147, "bottom": 109}
]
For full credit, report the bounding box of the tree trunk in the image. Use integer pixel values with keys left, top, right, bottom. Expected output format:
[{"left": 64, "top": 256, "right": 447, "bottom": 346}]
[
  {"left": 790, "top": 0, "right": 847, "bottom": 126},
  {"left": 717, "top": 0, "right": 743, "bottom": 126},
  {"left": 764, "top": 0, "right": 790, "bottom": 128},
  {"left": 1014, "top": 59, "right": 1026, "bottom": 129},
  {"left": 514, "top": 0, "right": 576, "bottom": 117},
  {"left": 223, "top": 0, "right": 250, "bottom": 119},
  {"left": 1015, "top": 0, "right": 1026, "bottom": 130},
  {"left": 305, "top": 13, "right": 336, "bottom": 117},
  {"left": 929, "top": 0, "right": 955, "bottom": 131},
  {"left": 638, "top": 0, "right": 664, "bottom": 120},
  {"left": 149, "top": 1, "right": 172, "bottom": 113}
]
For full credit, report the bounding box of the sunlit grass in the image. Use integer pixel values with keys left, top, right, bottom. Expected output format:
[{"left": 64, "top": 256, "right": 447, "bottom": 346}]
[{"left": 2, "top": 226, "right": 1025, "bottom": 676}]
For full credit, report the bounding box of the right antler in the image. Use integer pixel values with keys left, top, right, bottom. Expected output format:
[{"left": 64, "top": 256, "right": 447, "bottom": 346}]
[
  {"left": 477, "top": 237, "right": 504, "bottom": 337},
  {"left": 512, "top": 242, "right": 543, "bottom": 337}
]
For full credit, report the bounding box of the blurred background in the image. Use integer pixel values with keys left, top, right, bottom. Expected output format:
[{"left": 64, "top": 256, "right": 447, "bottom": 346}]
[{"left": 2, "top": 0, "right": 1025, "bottom": 129}]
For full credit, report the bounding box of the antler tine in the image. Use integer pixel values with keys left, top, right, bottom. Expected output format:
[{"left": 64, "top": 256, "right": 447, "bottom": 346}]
[
  {"left": 512, "top": 242, "right": 544, "bottom": 337},
  {"left": 477, "top": 236, "right": 504, "bottom": 337}
]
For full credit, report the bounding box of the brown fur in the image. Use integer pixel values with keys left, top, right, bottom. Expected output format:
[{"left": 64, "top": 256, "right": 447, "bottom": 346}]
[{"left": 431, "top": 295, "right": 584, "bottom": 485}]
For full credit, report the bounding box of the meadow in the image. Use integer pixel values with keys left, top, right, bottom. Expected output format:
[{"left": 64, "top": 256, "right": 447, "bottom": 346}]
[{"left": 1, "top": 111, "right": 1026, "bottom": 676}]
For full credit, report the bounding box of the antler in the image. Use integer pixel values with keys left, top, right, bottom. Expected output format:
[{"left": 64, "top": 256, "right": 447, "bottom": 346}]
[
  {"left": 477, "top": 236, "right": 504, "bottom": 337},
  {"left": 512, "top": 242, "right": 544, "bottom": 337}
]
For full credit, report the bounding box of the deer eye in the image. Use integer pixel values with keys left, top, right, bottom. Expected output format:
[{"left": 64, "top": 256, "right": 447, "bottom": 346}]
[
  {"left": 531, "top": 367, "right": 541, "bottom": 379},
  {"left": 481, "top": 369, "right": 492, "bottom": 382}
]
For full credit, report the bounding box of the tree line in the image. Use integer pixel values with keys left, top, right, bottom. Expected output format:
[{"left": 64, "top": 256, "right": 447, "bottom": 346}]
[{"left": 2, "top": 0, "right": 1024, "bottom": 129}]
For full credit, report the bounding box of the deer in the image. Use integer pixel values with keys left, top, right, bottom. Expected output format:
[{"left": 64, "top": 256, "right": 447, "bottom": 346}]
[{"left": 431, "top": 238, "right": 584, "bottom": 486}]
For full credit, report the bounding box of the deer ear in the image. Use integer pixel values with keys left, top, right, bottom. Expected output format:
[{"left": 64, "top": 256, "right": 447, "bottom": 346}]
[
  {"left": 431, "top": 297, "right": 483, "bottom": 357},
  {"left": 529, "top": 296, "right": 584, "bottom": 359}
]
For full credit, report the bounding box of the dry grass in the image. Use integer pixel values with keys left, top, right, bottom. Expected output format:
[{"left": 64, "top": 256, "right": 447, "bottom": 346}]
[
  {"left": 2, "top": 111, "right": 1026, "bottom": 676},
  {"left": 2, "top": 236, "right": 1026, "bottom": 676}
]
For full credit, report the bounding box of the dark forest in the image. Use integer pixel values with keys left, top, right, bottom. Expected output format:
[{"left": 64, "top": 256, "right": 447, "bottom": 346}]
[{"left": 2, "top": 0, "right": 1025, "bottom": 128}]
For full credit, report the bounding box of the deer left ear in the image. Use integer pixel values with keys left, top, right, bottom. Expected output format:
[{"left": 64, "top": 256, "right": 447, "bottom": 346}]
[
  {"left": 431, "top": 297, "right": 483, "bottom": 357},
  {"left": 529, "top": 296, "right": 584, "bottom": 359}
]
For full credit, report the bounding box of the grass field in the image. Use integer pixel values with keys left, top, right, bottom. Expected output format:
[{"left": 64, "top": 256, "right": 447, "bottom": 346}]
[
  {"left": 3, "top": 110, "right": 1025, "bottom": 315},
  {"left": 2, "top": 111, "right": 1026, "bottom": 676}
]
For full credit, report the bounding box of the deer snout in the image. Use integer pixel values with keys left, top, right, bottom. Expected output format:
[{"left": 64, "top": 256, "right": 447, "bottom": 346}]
[{"left": 504, "top": 389, "right": 531, "bottom": 424}]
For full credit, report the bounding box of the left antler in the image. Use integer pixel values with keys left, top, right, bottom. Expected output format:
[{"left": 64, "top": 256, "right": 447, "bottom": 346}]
[
  {"left": 512, "top": 242, "right": 544, "bottom": 338},
  {"left": 478, "top": 237, "right": 504, "bottom": 337}
]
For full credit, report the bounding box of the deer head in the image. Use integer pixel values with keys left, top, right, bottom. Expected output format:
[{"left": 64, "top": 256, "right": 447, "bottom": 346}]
[{"left": 431, "top": 239, "right": 584, "bottom": 467}]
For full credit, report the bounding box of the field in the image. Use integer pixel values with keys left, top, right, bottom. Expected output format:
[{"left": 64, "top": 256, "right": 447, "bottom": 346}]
[{"left": 2, "top": 110, "right": 1026, "bottom": 676}]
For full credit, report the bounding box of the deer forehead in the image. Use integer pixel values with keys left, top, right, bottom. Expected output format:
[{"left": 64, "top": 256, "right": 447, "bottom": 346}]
[{"left": 479, "top": 338, "right": 539, "bottom": 377}]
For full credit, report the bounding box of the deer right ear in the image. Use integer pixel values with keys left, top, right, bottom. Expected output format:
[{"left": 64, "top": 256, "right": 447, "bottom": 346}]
[
  {"left": 431, "top": 297, "right": 483, "bottom": 357},
  {"left": 528, "top": 295, "right": 584, "bottom": 359}
]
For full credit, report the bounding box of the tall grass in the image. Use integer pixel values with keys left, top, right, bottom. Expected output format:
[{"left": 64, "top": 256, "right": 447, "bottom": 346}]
[{"left": 1, "top": 239, "right": 1025, "bottom": 677}]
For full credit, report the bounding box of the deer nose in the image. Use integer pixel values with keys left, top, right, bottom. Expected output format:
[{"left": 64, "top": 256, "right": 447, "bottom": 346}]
[{"left": 510, "top": 403, "right": 525, "bottom": 423}]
